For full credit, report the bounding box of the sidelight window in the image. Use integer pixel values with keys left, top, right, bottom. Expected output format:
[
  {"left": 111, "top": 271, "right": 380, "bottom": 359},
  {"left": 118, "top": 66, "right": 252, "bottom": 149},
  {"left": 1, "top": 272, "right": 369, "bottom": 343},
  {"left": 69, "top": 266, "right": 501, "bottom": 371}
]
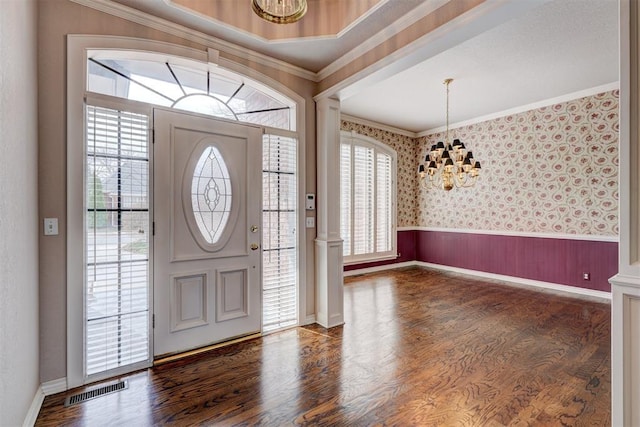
[
  {"left": 262, "top": 134, "right": 298, "bottom": 331},
  {"left": 85, "top": 105, "right": 150, "bottom": 376}
]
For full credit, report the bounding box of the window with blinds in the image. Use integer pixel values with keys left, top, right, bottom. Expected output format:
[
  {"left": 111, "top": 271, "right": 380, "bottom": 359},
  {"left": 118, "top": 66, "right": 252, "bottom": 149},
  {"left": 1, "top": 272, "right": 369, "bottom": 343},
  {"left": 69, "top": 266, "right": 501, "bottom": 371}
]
[
  {"left": 262, "top": 134, "right": 298, "bottom": 332},
  {"left": 340, "top": 132, "right": 397, "bottom": 264},
  {"left": 85, "top": 105, "right": 150, "bottom": 376}
]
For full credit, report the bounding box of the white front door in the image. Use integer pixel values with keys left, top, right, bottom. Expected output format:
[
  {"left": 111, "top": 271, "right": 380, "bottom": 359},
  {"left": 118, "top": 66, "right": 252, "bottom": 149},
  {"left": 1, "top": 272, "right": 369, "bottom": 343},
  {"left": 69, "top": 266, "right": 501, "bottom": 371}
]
[{"left": 153, "top": 109, "right": 262, "bottom": 357}]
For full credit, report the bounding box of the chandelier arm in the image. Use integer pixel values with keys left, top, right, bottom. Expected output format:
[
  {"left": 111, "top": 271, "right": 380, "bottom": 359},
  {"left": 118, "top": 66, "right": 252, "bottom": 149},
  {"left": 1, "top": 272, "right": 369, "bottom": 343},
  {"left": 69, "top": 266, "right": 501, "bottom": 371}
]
[{"left": 454, "top": 173, "right": 478, "bottom": 188}]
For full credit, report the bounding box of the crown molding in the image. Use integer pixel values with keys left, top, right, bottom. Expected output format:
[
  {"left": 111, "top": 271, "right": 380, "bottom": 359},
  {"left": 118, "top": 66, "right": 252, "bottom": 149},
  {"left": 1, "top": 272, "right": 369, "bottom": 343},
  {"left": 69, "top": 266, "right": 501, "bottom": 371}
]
[
  {"left": 334, "top": 0, "right": 392, "bottom": 39},
  {"left": 69, "top": 0, "right": 317, "bottom": 82},
  {"left": 317, "top": 0, "right": 449, "bottom": 81},
  {"left": 418, "top": 81, "right": 620, "bottom": 137},
  {"left": 340, "top": 113, "right": 418, "bottom": 138}
]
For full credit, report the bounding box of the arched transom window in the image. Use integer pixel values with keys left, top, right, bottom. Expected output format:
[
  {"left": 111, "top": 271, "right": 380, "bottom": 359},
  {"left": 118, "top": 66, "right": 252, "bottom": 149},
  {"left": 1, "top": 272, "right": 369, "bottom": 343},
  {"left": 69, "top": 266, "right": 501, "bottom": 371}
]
[{"left": 87, "top": 51, "right": 296, "bottom": 131}]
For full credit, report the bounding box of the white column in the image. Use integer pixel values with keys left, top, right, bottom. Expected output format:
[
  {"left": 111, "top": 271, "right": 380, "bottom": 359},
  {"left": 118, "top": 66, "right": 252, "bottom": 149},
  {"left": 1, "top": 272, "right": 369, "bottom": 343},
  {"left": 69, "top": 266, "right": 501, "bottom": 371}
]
[
  {"left": 610, "top": 1, "right": 640, "bottom": 425},
  {"left": 315, "top": 97, "right": 344, "bottom": 328}
]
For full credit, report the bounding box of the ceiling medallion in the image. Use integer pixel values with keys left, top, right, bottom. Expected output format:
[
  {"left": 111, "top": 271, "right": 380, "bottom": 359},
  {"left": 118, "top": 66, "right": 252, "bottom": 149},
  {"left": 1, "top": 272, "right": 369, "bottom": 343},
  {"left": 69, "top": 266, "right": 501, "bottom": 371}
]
[
  {"left": 418, "top": 78, "right": 481, "bottom": 191},
  {"left": 252, "top": 0, "right": 308, "bottom": 24}
]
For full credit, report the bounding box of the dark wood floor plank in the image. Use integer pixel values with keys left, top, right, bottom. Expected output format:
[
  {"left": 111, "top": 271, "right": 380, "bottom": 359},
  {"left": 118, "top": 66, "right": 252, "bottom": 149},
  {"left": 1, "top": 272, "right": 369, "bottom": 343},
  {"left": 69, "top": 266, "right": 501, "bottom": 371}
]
[{"left": 35, "top": 267, "right": 611, "bottom": 426}]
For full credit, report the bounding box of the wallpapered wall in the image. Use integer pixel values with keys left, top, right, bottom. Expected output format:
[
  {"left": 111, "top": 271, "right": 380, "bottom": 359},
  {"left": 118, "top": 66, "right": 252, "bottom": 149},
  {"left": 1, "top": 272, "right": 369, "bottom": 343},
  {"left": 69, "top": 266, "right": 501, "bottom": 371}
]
[
  {"left": 343, "top": 89, "right": 619, "bottom": 237},
  {"left": 416, "top": 90, "right": 619, "bottom": 236},
  {"left": 340, "top": 120, "right": 417, "bottom": 227}
]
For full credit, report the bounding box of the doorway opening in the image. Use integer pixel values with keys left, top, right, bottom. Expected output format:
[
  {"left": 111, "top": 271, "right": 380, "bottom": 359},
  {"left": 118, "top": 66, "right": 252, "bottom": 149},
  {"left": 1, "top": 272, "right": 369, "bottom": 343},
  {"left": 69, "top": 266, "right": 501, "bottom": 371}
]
[{"left": 69, "top": 41, "right": 304, "bottom": 386}]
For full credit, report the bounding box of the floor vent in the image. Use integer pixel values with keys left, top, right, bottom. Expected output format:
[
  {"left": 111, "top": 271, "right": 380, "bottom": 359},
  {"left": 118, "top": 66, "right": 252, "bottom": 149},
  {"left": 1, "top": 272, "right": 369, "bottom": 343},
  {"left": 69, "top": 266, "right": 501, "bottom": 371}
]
[{"left": 64, "top": 381, "right": 128, "bottom": 407}]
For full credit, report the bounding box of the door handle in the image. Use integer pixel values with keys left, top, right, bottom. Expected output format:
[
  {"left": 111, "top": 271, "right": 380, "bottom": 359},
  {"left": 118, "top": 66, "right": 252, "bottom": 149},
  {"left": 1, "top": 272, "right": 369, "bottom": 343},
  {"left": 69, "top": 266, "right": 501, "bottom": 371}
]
[{"left": 250, "top": 243, "right": 259, "bottom": 250}]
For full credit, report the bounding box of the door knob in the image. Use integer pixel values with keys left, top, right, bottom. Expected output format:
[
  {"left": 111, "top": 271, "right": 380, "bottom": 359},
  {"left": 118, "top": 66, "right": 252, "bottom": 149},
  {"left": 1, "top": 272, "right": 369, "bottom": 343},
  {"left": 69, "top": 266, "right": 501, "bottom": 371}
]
[
  {"left": 250, "top": 243, "right": 259, "bottom": 250},
  {"left": 250, "top": 225, "right": 259, "bottom": 233}
]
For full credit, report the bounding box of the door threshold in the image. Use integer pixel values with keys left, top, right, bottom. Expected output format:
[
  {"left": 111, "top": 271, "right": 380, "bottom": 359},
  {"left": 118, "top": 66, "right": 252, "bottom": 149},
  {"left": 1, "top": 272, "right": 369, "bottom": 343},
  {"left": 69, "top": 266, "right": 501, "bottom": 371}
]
[{"left": 153, "top": 332, "right": 262, "bottom": 365}]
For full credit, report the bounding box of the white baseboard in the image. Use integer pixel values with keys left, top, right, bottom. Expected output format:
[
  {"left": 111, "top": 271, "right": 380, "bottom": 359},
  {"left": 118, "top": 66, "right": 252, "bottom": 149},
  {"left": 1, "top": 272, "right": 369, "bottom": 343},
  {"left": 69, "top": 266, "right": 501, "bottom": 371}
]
[
  {"left": 343, "top": 260, "right": 611, "bottom": 301},
  {"left": 24, "top": 377, "right": 68, "bottom": 426},
  {"left": 23, "top": 387, "right": 45, "bottom": 427},
  {"left": 344, "top": 261, "right": 415, "bottom": 277},
  {"left": 303, "top": 314, "right": 316, "bottom": 325},
  {"left": 41, "top": 377, "right": 67, "bottom": 396},
  {"left": 415, "top": 261, "right": 611, "bottom": 301}
]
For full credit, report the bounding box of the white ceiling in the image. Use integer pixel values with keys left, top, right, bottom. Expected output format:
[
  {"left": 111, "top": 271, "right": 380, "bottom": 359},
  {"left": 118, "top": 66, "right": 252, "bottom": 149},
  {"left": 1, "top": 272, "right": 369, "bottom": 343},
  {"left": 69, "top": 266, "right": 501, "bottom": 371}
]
[
  {"left": 340, "top": 0, "right": 619, "bottom": 133},
  {"left": 97, "top": 0, "right": 619, "bottom": 134}
]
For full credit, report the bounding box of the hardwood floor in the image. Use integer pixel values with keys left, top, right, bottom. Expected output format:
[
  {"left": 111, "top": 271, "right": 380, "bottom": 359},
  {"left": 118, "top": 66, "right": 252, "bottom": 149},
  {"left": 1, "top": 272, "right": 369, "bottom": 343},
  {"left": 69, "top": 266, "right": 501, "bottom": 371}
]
[{"left": 36, "top": 267, "right": 611, "bottom": 426}]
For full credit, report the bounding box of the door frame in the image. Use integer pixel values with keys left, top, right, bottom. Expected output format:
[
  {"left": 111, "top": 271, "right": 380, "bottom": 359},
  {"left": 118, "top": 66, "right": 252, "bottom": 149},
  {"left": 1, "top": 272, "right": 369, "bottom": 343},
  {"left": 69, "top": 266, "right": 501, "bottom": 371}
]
[{"left": 67, "top": 36, "right": 307, "bottom": 389}]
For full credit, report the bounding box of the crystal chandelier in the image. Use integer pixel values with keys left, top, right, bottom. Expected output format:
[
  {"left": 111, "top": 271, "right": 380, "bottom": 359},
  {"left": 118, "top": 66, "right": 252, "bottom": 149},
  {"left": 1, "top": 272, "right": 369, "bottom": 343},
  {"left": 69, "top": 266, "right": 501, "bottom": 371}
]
[
  {"left": 252, "top": 0, "right": 308, "bottom": 24},
  {"left": 418, "top": 78, "right": 481, "bottom": 191}
]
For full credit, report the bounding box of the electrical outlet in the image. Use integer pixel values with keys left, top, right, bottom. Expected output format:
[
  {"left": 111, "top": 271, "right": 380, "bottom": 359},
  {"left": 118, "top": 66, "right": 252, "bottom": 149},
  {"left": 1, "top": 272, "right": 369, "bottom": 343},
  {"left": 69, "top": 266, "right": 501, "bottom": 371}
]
[
  {"left": 306, "top": 217, "right": 315, "bottom": 228},
  {"left": 583, "top": 272, "right": 590, "bottom": 281}
]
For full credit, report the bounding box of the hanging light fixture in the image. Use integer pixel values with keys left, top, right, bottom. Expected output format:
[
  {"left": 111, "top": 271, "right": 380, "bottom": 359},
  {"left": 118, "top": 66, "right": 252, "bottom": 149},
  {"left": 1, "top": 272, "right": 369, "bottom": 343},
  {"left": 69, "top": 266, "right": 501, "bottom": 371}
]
[
  {"left": 418, "top": 78, "right": 481, "bottom": 191},
  {"left": 252, "top": 0, "right": 307, "bottom": 24}
]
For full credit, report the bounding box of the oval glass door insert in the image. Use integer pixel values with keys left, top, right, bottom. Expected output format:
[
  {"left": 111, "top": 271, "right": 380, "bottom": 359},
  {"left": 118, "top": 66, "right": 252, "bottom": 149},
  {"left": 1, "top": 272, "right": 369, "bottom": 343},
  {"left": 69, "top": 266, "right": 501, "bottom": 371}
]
[{"left": 191, "top": 146, "right": 232, "bottom": 244}]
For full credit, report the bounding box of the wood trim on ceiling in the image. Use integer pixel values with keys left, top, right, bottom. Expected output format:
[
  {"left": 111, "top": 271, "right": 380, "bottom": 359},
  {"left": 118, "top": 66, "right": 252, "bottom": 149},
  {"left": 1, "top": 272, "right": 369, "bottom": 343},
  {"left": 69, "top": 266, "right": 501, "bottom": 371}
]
[{"left": 68, "top": 0, "right": 317, "bottom": 81}]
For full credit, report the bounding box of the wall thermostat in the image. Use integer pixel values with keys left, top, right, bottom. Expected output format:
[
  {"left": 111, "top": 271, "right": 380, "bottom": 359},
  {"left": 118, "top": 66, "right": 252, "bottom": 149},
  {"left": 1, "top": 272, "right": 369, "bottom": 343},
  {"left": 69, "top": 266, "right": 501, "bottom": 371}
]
[{"left": 306, "top": 193, "right": 315, "bottom": 210}]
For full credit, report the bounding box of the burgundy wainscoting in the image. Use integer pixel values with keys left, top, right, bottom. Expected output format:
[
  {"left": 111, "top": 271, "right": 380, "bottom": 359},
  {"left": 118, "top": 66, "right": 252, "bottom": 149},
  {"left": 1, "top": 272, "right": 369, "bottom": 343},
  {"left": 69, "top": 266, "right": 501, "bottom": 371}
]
[
  {"left": 344, "top": 229, "right": 417, "bottom": 272},
  {"left": 416, "top": 230, "right": 618, "bottom": 292}
]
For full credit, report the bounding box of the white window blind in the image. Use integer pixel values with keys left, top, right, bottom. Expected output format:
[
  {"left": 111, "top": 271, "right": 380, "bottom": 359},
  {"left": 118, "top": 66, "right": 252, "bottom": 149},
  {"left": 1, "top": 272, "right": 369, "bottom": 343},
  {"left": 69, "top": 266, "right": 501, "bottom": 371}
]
[
  {"left": 85, "top": 105, "right": 150, "bottom": 376},
  {"left": 340, "top": 132, "right": 396, "bottom": 263},
  {"left": 262, "top": 134, "right": 298, "bottom": 332}
]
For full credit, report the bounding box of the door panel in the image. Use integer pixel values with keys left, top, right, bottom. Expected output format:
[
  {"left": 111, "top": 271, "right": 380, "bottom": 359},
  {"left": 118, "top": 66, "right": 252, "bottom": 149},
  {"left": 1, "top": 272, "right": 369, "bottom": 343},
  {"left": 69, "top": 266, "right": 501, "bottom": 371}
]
[{"left": 153, "top": 109, "right": 262, "bottom": 357}]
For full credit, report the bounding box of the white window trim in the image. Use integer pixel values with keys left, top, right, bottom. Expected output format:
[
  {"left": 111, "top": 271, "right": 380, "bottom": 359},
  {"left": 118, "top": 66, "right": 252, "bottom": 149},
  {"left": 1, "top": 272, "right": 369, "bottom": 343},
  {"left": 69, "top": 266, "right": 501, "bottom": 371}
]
[
  {"left": 67, "top": 35, "right": 307, "bottom": 389},
  {"left": 340, "top": 130, "right": 397, "bottom": 265}
]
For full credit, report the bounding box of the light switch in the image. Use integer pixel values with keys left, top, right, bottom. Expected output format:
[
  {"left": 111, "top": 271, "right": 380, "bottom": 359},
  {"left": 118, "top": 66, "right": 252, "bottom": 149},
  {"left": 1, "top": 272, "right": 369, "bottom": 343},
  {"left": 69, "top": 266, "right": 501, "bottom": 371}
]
[
  {"left": 44, "top": 218, "right": 59, "bottom": 236},
  {"left": 305, "top": 217, "right": 315, "bottom": 228}
]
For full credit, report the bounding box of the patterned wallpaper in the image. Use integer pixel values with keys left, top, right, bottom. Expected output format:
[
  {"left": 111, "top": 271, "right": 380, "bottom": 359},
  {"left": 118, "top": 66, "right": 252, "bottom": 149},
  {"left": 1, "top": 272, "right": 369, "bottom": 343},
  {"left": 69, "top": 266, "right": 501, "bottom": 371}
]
[
  {"left": 340, "top": 120, "right": 417, "bottom": 227},
  {"left": 342, "top": 89, "right": 619, "bottom": 236},
  {"left": 416, "top": 90, "right": 619, "bottom": 236}
]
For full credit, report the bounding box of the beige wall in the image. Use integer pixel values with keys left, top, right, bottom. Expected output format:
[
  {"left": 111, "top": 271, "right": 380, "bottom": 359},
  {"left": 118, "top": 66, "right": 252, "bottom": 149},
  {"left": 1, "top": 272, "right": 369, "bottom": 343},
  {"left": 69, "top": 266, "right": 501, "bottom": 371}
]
[
  {"left": 0, "top": 0, "right": 40, "bottom": 424},
  {"left": 38, "top": 0, "right": 317, "bottom": 382}
]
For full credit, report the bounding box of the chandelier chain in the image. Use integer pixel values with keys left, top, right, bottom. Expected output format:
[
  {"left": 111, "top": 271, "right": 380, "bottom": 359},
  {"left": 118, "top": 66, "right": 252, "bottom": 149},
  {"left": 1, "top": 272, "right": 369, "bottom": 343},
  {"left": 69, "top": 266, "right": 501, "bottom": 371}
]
[{"left": 444, "top": 78, "right": 452, "bottom": 144}]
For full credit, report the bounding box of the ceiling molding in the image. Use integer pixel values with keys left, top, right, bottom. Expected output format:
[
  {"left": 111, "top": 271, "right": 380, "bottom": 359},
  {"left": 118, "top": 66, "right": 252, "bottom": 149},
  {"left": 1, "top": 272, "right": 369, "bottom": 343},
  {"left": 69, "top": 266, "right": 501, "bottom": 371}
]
[
  {"left": 334, "top": 0, "right": 392, "bottom": 39},
  {"left": 317, "top": 0, "right": 449, "bottom": 81},
  {"left": 70, "top": 0, "right": 318, "bottom": 81},
  {"left": 163, "top": 0, "right": 390, "bottom": 44},
  {"left": 340, "top": 114, "right": 418, "bottom": 138},
  {"left": 417, "top": 81, "right": 620, "bottom": 137}
]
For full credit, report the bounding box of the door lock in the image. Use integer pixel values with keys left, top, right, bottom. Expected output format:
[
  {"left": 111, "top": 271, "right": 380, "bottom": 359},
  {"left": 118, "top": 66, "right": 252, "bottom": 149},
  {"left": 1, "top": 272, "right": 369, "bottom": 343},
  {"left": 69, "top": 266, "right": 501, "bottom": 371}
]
[
  {"left": 250, "top": 225, "right": 259, "bottom": 233},
  {"left": 250, "top": 243, "right": 259, "bottom": 250}
]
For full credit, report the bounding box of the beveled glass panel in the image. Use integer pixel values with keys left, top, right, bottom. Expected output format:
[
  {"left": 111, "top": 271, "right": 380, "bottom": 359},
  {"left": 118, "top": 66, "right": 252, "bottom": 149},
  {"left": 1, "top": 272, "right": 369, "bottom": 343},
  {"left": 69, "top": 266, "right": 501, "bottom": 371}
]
[{"left": 191, "top": 146, "right": 232, "bottom": 244}]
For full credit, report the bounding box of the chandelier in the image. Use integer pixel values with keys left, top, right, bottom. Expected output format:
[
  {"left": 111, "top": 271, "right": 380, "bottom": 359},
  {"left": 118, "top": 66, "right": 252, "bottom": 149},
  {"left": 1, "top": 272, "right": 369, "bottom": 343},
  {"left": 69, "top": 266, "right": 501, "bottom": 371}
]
[
  {"left": 418, "top": 78, "right": 481, "bottom": 191},
  {"left": 252, "top": 0, "right": 308, "bottom": 24}
]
